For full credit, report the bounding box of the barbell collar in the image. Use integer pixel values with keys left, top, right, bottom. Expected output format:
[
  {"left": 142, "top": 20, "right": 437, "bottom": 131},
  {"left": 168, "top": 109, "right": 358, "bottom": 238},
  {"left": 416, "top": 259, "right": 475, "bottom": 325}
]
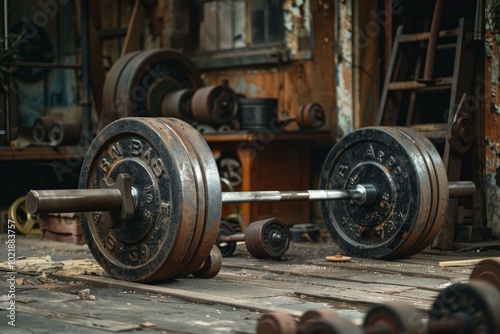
[{"left": 448, "top": 181, "right": 476, "bottom": 198}]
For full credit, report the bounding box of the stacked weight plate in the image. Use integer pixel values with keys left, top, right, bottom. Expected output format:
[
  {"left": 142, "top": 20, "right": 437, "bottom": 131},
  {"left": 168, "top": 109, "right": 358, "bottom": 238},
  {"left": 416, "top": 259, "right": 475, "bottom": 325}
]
[
  {"left": 79, "top": 117, "right": 221, "bottom": 282},
  {"left": 320, "top": 126, "right": 448, "bottom": 259}
]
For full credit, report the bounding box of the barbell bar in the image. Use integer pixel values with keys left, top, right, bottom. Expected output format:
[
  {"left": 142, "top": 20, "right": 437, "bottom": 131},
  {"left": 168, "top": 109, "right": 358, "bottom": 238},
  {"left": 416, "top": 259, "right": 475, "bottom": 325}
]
[{"left": 25, "top": 117, "right": 477, "bottom": 282}]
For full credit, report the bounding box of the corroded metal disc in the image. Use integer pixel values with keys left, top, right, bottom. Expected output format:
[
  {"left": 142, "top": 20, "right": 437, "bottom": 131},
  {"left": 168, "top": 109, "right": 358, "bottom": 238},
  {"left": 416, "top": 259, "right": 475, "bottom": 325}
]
[
  {"left": 319, "top": 127, "right": 432, "bottom": 259},
  {"left": 191, "top": 245, "right": 223, "bottom": 279},
  {"left": 363, "top": 303, "right": 425, "bottom": 334},
  {"left": 245, "top": 218, "right": 290, "bottom": 259},
  {"left": 470, "top": 258, "right": 500, "bottom": 290},
  {"left": 191, "top": 85, "right": 238, "bottom": 124},
  {"left": 296, "top": 103, "right": 326, "bottom": 129},
  {"left": 395, "top": 127, "right": 449, "bottom": 256},
  {"left": 429, "top": 282, "right": 500, "bottom": 334},
  {"left": 158, "top": 118, "right": 222, "bottom": 278},
  {"left": 102, "top": 49, "right": 202, "bottom": 126},
  {"left": 256, "top": 312, "right": 297, "bottom": 334},
  {"left": 161, "top": 88, "right": 195, "bottom": 121},
  {"left": 217, "top": 220, "right": 237, "bottom": 257},
  {"left": 79, "top": 117, "right": 199, "bottom": 282},
  {"left": 302, "top": 316, "right": 362, "bottom": 334}
]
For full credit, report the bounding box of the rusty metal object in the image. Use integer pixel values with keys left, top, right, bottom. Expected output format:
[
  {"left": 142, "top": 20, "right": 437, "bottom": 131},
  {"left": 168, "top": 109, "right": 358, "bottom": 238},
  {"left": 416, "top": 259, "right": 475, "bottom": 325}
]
[
  {"left": 296, "top": 103, "right": 326, "bottom": 130},
  {"left": 32, "top": 117, "right": 62, "bottom": 143},
  {"left": 392, "top": 127, "right": 448, "bottom": 257},
  {"left": 301, "top": 316, "right": 361, "bottom": 334},
  {"left": 48, "top": 120, "right": 81, "bottom": 146},
  {"left": 256, "top": 312, "right": 297, "bottom": 334},
  {"left": 161, "top": 88, "right": 195, "bottom": 121},
  {"left": 363, "top": 303, "right": 424, "bottom": 334},
  {"left": 245, "top": 218, "right": 290, "bottom": 259},
  {"left": 192, "top": 245, "right": 222, "bottom": 279},
  {"left": 81, "top": 118, "right": 204, "bottom": 282},
  {"left": 429, "top": 281, "right": 500, "bottom": 334},
  {"left": 8, "top": 196, "right": 40, "bottom": 235},
  {"left": 101, "top": 49, "right": 202, "bottom": 127},
  {"left": 320, "top": 127, "right": 432, "bottom": 259},
  {"left": 449, "top": 117, "right": 475, "bottom": 153},
  {"left": 191, "top": 85, "right": 238, "bottom": 124},
  {"left": 299, "top": 309, "right": 339, "bottom": 330},
  {"left": 470, "top": 258, "right": 500, "bottom": 290},
  {"left": 159, "top": 118, "right": 222, "bottom": 279}
]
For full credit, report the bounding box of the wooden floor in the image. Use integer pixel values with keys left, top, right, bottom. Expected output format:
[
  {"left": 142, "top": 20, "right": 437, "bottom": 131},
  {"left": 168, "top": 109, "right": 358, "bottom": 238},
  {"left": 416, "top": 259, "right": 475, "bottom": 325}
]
[{"left": 1, "top": 233, "right": 499, "bottom": 333}]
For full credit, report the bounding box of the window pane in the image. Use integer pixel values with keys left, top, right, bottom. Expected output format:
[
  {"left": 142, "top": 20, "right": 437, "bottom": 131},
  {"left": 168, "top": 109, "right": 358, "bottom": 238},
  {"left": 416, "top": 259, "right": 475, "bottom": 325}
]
[
  {"left": 267, "top": 0, "right": 282, "bottom": 43},
  {"left": 251, "top": 8, "right": 265, "bottom": 45}
]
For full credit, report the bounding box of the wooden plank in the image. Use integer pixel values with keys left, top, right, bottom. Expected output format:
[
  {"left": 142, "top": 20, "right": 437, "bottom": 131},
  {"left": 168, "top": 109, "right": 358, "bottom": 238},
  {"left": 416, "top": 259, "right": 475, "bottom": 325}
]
[{"left": 439, "top": 258, "right": 487, "bottom": 267}]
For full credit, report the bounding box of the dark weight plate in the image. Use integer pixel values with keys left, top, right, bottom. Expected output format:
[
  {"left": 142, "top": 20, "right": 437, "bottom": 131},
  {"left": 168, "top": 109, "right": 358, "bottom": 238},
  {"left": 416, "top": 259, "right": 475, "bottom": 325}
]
[
  {"left": 470, "top": 258, "right": 500, "bottom": 290},
  {"left": 363, "top": 303, "right": 425, "bottom": 334},
  {"left": 111, "top": 49, "right": 202, "bottom": 120},
  {"left": 301, "top": 316, "right": 362, "bottom": 334},
  {"left": 217, "top": 220, "right": 237, "bottom": 257},
  {"left": 319, "top": 127, "right": 432, "bottom": 259},
  {"left": 79, "top": 117, "right": 199, "bottom": 282},
  {"left": 151, "top": 118, "right": 206, "bottom": 279},
  {"left": 429, "top": 281, "right": 500, "bottom": 334},
  {"left": 245, "top": 218, "right": 290, "bottom": 259},
  {"left": 161, "top": 118, "right": 222, "bottom": 278},
  {"left": 395, "top": 127, "right": 449, "bottom": 256}
]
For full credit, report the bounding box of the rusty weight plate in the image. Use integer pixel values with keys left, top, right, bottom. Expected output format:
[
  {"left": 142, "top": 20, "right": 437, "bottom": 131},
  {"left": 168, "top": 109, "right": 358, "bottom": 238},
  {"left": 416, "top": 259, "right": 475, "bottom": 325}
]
[
  {"left": 112, "top": 49, "right": 202, "bottom": 119},
  {"left": 245, "top": 218, "right": 290, "bottom": 259},
  {"left": 470, "top": 258, "right": 500, "bottom": 290},
  {"left": 429, "top": 281, "right": 500, "bottom": 334},
  {"left": 79, "top": 117, "right": 199, "bottom": 282},
  {"left": 157, "top": 118, "right": 222, "bottom": 278},
  {"left": 296, "top": 103, "right": 326, "bottom": 130},
  {"left": 301, "top": 316, "right": 362, "bottom": 334},
  {"left": 363, "top": 303, "right": 424, "bottom": 334},
  {"left": 191, "top": 85, "right": 238, "bottom": 124},
  {"left": 191, "top": 245, "right": 223, "bottom": 279},
  {"left": 101, "top": 51, "right": 141, "bottom": 128},
  {"left": 395, "top": 127, "right": 449, "bottom": 257},
  {"left": 256, "top": 312, "right": 297, "bottom": 334},
  {"left": 319, "top": 127, "right": 432, "bottom": 259},
  {"left": 161, "top": 88, "right": 195, "bottom": 121}
]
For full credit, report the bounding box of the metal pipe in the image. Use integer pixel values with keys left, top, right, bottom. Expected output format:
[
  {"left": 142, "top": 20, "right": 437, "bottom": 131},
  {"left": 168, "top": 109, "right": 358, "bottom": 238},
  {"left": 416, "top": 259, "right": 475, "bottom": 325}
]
[
  {"left": 80, "top": 0, "right": 92, "bottom": 145},
  {"left": 448, "top": 181, "right": 476, "bottom": 198},
  {"left": 219, "top": 234, "right": 245, "bottom": 243},
  {"left": 420, "top": 0, "right": 445, "bottom": 83},
  {"left": 27, "top": 189, "right": 123, "bottom": 214}
]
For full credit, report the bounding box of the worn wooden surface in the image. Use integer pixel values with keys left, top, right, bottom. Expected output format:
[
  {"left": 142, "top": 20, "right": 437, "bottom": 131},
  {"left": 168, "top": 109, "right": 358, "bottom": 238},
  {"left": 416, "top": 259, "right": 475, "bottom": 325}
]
[{"left": 1, "top": 233, "right": 499, "bottom": 333}]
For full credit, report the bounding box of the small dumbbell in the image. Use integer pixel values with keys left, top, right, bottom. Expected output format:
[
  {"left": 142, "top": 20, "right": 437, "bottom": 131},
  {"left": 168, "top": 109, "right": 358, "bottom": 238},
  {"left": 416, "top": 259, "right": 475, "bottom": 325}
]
[
  {"left": 281, "top": 103, "right": 326, "bottom": 130},
  {"left": 470, "top": 257, "right": 500, "bottom": 290},
  {"left": 216, "top": 218, "right": 290, "bottom": 259}
]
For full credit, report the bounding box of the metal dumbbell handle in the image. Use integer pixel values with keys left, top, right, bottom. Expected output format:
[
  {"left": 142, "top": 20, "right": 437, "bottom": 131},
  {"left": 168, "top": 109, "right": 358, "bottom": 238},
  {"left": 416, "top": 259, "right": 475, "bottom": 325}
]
[{"left": 26, "top": 178, "right": 475, "bottom": 215}]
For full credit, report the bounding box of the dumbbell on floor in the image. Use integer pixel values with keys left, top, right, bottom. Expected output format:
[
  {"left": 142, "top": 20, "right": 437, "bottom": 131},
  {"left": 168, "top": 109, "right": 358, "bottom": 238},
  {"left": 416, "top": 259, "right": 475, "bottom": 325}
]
[{"left": 216, "top": 218, "right": 290, "bottom": 259}]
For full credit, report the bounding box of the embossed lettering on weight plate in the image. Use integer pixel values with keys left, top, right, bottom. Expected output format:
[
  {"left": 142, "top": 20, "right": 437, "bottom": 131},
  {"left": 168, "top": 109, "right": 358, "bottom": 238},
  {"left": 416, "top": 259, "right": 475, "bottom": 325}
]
[{"left": 131, "top": 139, "right": 165, "bottom": 178}]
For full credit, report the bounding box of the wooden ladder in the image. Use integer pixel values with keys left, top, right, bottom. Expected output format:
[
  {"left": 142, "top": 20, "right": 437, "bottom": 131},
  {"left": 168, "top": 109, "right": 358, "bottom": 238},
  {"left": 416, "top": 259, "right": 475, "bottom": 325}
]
[{"left": 376, "top": 14, "right": 476, "bottom": 250}]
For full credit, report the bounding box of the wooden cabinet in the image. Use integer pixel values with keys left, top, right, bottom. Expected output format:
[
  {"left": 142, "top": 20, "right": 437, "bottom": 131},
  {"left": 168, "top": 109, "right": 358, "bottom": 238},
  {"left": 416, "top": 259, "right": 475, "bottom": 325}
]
[{"left": 204, "top": 131, "right": 330, "bottom": 231}]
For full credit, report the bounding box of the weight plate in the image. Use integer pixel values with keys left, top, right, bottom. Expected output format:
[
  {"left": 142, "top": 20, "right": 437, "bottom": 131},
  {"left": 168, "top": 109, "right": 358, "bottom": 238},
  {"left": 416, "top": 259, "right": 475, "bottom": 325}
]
[
  {"left": 192, "top": 245, "right": 223, "bottom": 279},
  {"left": 79, "top": 117, "right": 199, "bottom": 282},
  {"left": 8, "top": 196, "right": 40, "bottom": 235},
  {"left": 191, "top": 85, "right": 239, "bottom": 124},
  {"left": 245, "top": 218, "right": 290, "bottom": 259},
  {"left": 161, "top": 118, "right": 222, "bottom": 278},
  {"left": 296, "top": 103, "right": 326, "bottom": 130},
  {"left": 256, "top": 312, "right": 297, "bottom": 334},
  {"left": 299, "top": 309, "right": 339, "bottom": 328},
  {"left": 395, "top": 127, "right": 449, "bottom": 256},
  {"left": 152, "top": 118, "right": 206, "bottom": 279},
  {"left": 319, "top": 127, "right": 432, "bottom": 259},
  {"left": 101, "top": 51, "right": 141, "bottom": 128},
  {"left": 110, "top": 49, "right": 202, "bottom": 121},
  {"left": 217, "top": 220, "right": 237, "bottom": 257},
  {"left": 470, "top": 258, "right": 500, "bottom": 290},
  {"left": 429, "top": 281, "right": 500, "bottom": 334},
  {"left": 161, "top": 88, "right": 195, "bottom": 121},
  {"left": 363, "top": 303, "right": 425, "bottom": 334}
]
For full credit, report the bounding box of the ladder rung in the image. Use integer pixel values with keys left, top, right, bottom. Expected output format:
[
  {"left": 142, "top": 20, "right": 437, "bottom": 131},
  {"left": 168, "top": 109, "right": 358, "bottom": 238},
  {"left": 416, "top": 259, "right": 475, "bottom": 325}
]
[
  {"left": 410, "top": 123, "right": 448, "bottom": 139},
  {"left": 387, "top": 77, "right": 453, "bottom": 92},
  {"left": 436, "top": 43, "right": 457, "bottom": 51},
  {"left": 398, "top": 28, "right": 459, "bottom": 43}
]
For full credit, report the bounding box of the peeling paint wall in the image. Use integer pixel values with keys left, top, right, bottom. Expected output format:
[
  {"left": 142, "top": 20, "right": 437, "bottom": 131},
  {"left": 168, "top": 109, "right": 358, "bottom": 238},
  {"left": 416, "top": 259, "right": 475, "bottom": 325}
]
[
  {"left": 334, "top": 0, "right": 353, "bottom": 138},
  {"left": 484, "top": 0, "right": 500, "bottom": 238}
]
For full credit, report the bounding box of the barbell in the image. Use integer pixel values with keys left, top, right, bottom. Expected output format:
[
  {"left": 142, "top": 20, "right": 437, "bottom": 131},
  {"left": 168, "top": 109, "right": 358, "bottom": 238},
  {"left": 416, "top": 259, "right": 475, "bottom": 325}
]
[{"left": 26, "top": 117, "right": 475, "bottom": 282}]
